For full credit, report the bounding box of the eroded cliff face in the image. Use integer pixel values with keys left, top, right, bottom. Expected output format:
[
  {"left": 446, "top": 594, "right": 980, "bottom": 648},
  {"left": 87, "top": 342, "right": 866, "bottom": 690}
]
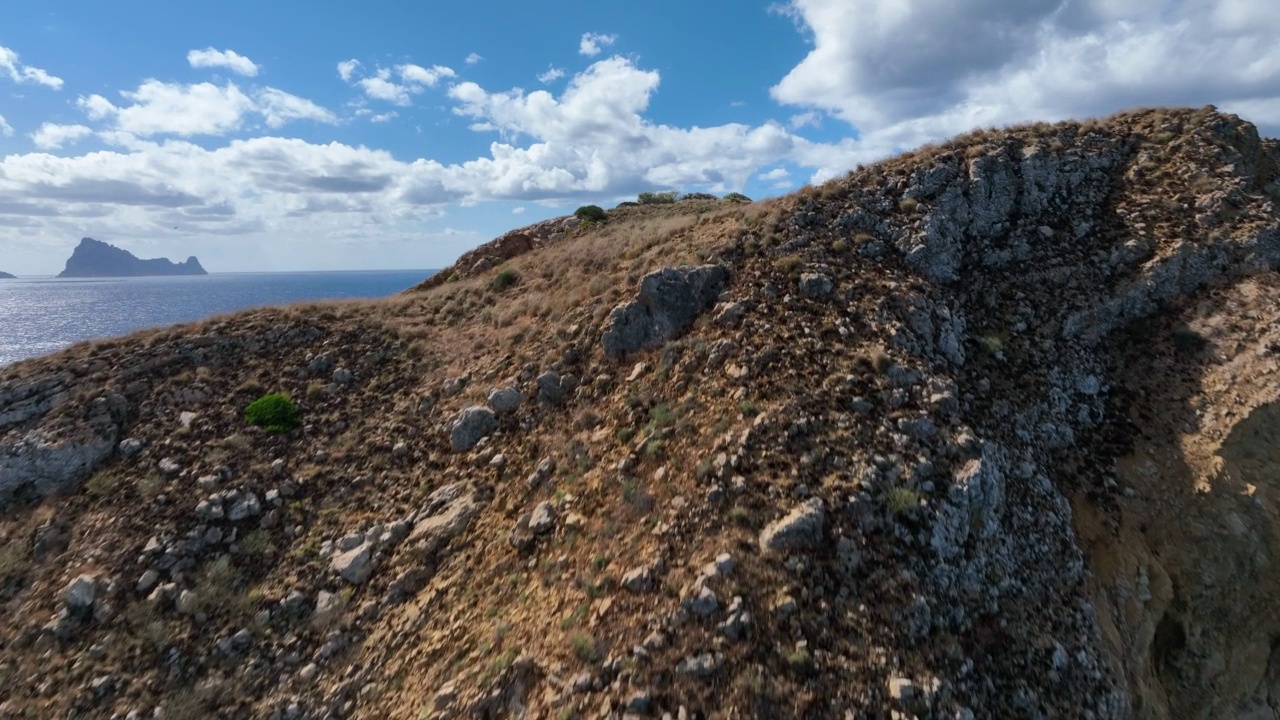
[
  {"left": 0, "top": 107, "right": 1278, "bottom": 720},
  {"left": 1079, "top": 278, "right": 1280, "bottom": 720}
]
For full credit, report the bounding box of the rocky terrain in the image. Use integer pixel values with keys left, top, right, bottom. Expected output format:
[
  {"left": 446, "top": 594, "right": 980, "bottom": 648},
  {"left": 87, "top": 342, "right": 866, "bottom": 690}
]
[
  {"left": 58, "top": 238, "right": 207, "bottom": 278},
  {"left": 1, "top": 106, "right": 1279, "bottom": 719}
]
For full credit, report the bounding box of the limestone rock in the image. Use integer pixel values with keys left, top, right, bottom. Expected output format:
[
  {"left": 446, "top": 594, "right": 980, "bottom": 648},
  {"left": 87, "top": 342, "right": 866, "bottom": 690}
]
[
  {"left": 759, "top": 498, "right": 826, "bottom": 553},
  {"left": 331, "top": 543, "right": 373, "bottom": 585},
  {"left": 63, "top": 575, "right": 98, "bottom": 612},
  {"left": 449, "top": 406, "right": 497, "bottom": 452},
  {"left": 798, "top": 272, "right": 834, "bottom": 298},
  {"left": 487, "top": 386, "right": 522, "bottom": 415},
  {"left": 601, "top": 265, "right": 728, "bottom": 359}
]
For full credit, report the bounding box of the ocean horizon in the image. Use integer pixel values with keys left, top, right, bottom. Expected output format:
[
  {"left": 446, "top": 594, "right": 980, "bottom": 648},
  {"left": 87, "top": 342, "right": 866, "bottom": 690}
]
[{"left": 0, "top": 269, "right": 436, "bottom": 368}]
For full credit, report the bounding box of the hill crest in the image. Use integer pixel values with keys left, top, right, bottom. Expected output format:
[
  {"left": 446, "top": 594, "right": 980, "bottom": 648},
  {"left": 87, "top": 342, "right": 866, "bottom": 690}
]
[{"left": 0, "top": 106, "right": 1278, "bottom": 719}]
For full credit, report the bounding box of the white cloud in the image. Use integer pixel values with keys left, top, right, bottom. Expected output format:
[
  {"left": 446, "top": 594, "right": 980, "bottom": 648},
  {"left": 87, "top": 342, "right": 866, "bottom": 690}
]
[
  {"left": 76, "top": 80, "right": 336, "bottom": 137},
  {"left": 772, "top": 0, "right": 1280, "bottom": 168},
  {"left": 346, "top": 63, "right": 457, "bottom": 105},
  {"left": 465, "top": 53, "right": 483, "bottom": 65},
  {"left": 0, "top": 115, "right": 12, "bottom": 137},
  {"left": 512, "top": 206, "right": 526, "bottom": 214},
  {"left": 0, "top": 45, "right": 64, "bottom": 89},
  {"left": 337, "top": 59, "right": 361, "bottom": 82},
  {"left": 256, "top": 88, "right": 339, "bottom": 127},
  {"left": 397, "top": 63, "right": 455, "bottom": 88},
  {"left": 579, "top": 33, "right": 617, "bottom": 57},
  {"left": 759, "top": 168, "right": 790, "bottom": 181},
  {"left": 187, "top": 47, "right": 260, "bottom": 77},
  {"left": 788, "top": 111, "right": 821, "bottom": 129},
  {"left": 79, "top": 81, "right": 254, "bottom": 136},
  {"left": 369, "top": 111, "right": 398, "bottom": 123},
  {"left": 537, "top": 67, "right": 566, "bottom": 84},
  {"left": 30, "top": 123, "right": 93, "bottom": 149}
]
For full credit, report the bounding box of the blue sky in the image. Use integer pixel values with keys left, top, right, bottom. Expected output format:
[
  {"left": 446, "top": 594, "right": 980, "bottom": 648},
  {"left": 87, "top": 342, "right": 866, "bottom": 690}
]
[{"left": 2, "top": 0, "right": 1279, "bottom": 275}]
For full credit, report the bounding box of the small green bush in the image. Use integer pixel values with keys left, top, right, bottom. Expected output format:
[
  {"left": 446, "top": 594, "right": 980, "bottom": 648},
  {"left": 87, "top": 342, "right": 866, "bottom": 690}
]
[
  {"left": 573, "top": 205, "right": 607, "bottom": 223},
  {"left": 244, "top": 393, "right": 300, "bottom": 434},
  {"left": 680, "top": 192, "right": 717, "bottom": 201},
  {"left": 615, "top": 201, "right": 640, "bottom": 208},
  {"left": 491, "top": 267, "right": 519, "bottom": 291},
  {"left": 637, "top": 191, "right": 677, "bottom": 205},
  {"left": 723, "top": 192, "right": 752, "bottom": 203}
]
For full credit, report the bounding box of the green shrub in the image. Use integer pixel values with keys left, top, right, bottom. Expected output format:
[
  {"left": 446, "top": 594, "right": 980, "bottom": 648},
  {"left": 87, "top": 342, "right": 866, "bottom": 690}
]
[
  {"left": 637, "top": 191, "right": 677, "bottom": 205},
  {"left": 885, "top": 487, "right": 920, "bottom": 515},
  {"left": 680, "top": 192, "right": 717, "bottom": 201},
  {"left": 244, "top": 393, "right": 300, "bottom": 434},
  {"left": 615, "top": 201, "right": 640, "bottom": 208},
  {"left": 723, "top": 192, "right": 752, "bottom": 203},
  {"left": 573, "top": 205, "right": 607, "bottom": 223},
  {"left": 570, "top": 632, "right": 599, "bottom": 664},
  {"left": 491, "top": 267, "right": 519, "bottom": 291}
]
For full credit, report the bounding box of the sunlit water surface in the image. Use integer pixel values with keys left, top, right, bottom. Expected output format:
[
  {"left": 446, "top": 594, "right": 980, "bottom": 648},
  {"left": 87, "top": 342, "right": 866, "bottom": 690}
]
[{"left": 0, "top": 270, "right": 434, "bottom": 367}]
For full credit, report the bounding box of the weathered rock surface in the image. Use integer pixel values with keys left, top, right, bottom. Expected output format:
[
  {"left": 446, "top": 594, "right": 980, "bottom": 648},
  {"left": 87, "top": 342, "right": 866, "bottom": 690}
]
[
  {"left": 601, "top": 265, "right": 728, "bottom": 358},
  {"left": 448, "top": 406, "right": 497, "bottom": 452}
]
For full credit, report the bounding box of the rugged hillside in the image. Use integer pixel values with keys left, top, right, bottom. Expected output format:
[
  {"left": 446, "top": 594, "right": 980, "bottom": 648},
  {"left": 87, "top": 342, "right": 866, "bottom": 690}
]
[{"left": 2, "top": 106, "right": 1280, "bottom": 720}]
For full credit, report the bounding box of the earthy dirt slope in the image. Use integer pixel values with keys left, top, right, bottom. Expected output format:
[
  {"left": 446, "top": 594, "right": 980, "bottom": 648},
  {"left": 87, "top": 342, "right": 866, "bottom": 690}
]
[{"left": 1, "top": 106, "right": 1279, "bottom": 720}]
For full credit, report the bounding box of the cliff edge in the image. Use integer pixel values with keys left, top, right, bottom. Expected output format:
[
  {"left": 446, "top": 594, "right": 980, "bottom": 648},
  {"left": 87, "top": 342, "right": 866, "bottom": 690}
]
[{"left": 57, "top": 238, "right": 207, "bottom": 278}]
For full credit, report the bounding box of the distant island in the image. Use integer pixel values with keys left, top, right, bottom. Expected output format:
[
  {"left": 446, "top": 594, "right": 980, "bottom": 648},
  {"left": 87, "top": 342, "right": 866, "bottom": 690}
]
[
  {"left": 57, "top": 238, "right": 207, "bottom": 278},
  {"left": 0, "top": 271, "right": 14, "bottom": 279}
]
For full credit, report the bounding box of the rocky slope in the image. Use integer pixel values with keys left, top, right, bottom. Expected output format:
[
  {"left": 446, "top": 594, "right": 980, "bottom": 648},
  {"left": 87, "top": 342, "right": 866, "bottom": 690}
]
[
  {"left": 0, "top": 272, "right": 15, "bottom": 279},
  {"left": 58, "top": 238, "right": 207, "bottom": 278},
  {"left": 1, "top": 106, "right": 1279, "bottom": 720}
]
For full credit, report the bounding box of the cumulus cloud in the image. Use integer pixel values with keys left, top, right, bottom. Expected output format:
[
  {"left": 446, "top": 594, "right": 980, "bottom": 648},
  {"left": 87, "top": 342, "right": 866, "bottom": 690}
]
[
  {"left": 256, "top": 88, "right": 339, "bottom": 127},
  {"left": 0, "top": 45, "right": 63, "bottom": 89},
  {"left": 537, "top": 66, "right": 566, "bottom": 84},
  {"left": 337, "top": 59, "right": 361, "bottom": 82},
  {"left": 76, "top": 80, "right": 337, "bottom": 137},
  {"left": 465, "top": 53, "right": 483, "bottom": 65},
  {"left": 187, "top": 47, "right": 260, "bottom": 77},
  {"left": 0, "top": 115, "right": 12, "bottom": 137},
  {"left": 343, "top": 63, "right": 457, "bottom": 105},
  {"left": 30, "top": 123, "right": 93, "bottom": 149},
  {"left": 579, "top": 33, "right": 617, "bottom": 57},
  {"left": 772, "top": 0, "right": 1280, "bottom": 165},
  {"left": 1, "top": 54, "right": 857, "bottom": 272}
]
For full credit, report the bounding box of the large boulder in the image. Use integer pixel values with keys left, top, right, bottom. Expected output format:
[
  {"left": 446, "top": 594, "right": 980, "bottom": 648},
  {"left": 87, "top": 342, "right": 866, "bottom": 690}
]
[
  {"left": 759, "top": 499, "right": 826, "bottom": 554},
  {"left": 601, "top": 265, "right": 728, "bottom": 359},
  {"left": 448, "top": 406, "right": 498, "bottom": 452}
]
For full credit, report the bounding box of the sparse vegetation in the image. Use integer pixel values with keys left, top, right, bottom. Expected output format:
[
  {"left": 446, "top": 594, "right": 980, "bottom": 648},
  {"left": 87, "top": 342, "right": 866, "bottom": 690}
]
[
  {"left": 0, "top": 542, "right": 31, "bottom": 593},
  {"left": 573, "top": 204, "right": 607, "bottom": 223},
  {"left": 491, "top": 266, "right": 520, "bottom": 291},
  {"left": 723, "top": 192, "right": 752, "bottom": 203},
  {"left": 244, "top": 392, "right": 300, "bottom": 434},
  {"left": 85, "top": 470, "right": 125, "bottom": 498},
  {"left": 570, "top": 632, "right": 598, "bottom": 664},
  {"left": 637, "top": 190, "right": 678, "bottom": 205},
  {"left": 885, "top": 487, "right": 920, "bottom": 515}
]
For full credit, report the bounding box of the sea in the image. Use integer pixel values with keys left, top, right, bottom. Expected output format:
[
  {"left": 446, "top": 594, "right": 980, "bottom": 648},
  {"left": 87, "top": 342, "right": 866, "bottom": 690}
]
[{"left": 0, "top": 270, "right": 435, "bottom": 368}]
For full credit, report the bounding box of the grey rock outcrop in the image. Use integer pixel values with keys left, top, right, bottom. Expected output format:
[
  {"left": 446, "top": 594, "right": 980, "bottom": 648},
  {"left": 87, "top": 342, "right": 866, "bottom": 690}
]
[
  {"left": 601, "top": 265, "right": 728, "bottom": 358},
  {"left": 448, "top": 406, "right": 497, "bottom": 452},
  {"left": 0, "top": 393, "right": 125, "bottom": 509},
  {"left": 331, "top": 543, "right": 373, "bottom": 585},
  {"left": 487, "top": 387, "right": 522, "bottom": 415},
  {"left": 759, "top": 499, "right": 826, "bottom": 553}
]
